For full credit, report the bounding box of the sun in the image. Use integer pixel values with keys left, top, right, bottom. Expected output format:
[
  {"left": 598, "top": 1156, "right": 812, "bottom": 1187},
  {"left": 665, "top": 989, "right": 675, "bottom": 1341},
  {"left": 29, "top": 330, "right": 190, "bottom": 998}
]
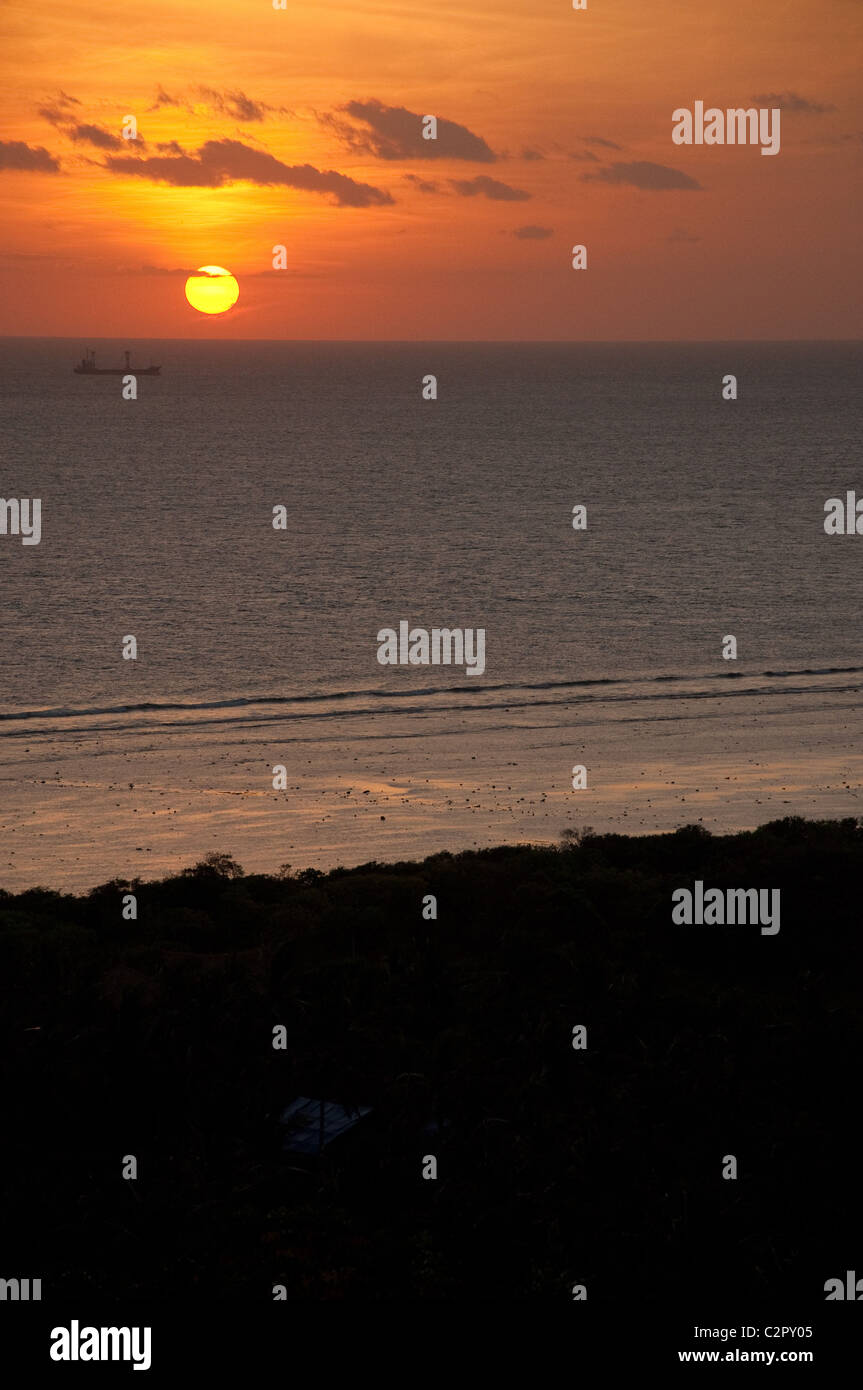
[{"left": 184, "top": 265, "right": 240, "bottom": 315}]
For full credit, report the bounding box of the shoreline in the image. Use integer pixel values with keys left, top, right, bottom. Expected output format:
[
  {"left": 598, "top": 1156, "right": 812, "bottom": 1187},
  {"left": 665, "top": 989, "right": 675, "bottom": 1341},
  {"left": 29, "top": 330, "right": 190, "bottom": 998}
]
[
  {"left": 3, "top": 742, "right": 859, "bottom": 894},
  {"left": 3, "top": 667, "right": 860, "bottom": 894}
]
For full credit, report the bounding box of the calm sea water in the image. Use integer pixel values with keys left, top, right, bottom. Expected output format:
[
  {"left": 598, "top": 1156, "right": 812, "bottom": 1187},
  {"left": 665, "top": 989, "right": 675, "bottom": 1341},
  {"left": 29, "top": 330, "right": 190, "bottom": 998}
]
[
  {"left": 2, "top": 339, "right": 861, "bottom": 709},
  {"left": 1, "top": 340, "right": 861, "bottom": 886}
]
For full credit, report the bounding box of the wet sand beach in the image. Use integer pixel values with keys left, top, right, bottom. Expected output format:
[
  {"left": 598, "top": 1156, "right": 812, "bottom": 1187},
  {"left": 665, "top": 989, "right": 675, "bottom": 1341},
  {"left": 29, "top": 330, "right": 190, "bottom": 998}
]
[{"left": 2, "top": 668, "right": 860, "bottom": 890}]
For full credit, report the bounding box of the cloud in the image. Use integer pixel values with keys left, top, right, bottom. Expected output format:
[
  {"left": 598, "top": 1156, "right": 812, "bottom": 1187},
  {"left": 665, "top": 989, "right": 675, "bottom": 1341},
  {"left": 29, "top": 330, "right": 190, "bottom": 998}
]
[
  {"left": 149, "top": 85, "right": 184, "bottom": 111},
  {"left": 38, "top": 99, "right": 131, "bottom": 150},
  {"left": 131, "top": 262, "right": 323, "bottom": 280},
  {"left": 105, "top": 151, "right": 219, "bottom": 187},
  {"left": 511, "top": 224, "right": 553, "bottom": 239},
  {"left": 323, "top": 98, "right": 496, "bottom": 162},
  {"left": 0, "top": 251, "right": 70, "bottom": 262},
  {"left": 136, "top": 264, "right": 202, "bottom": 275},
  {"left": 520, "top": 147, "right": 544, "bottom": 161},
  {"left": 404, "top": 173, "right": 440, "bottom": 193},
  {"left": 104, "top": 138, "right": 394, "bottom": 206},
  {"left": 0, "top": 140, "right": 60, "bottom": 173},
  {"left": 66, "top": 121, "right": 125, "bottom": 151},
  {"left": 405, "top": 172, "right": 531, "bottom": 200},
  {"left": 751, "top": 91, "right": 836, "bottom": 113},
  {"left": 248, "top": 268, "right": 328, "bottom": 279},
  {"left": 38, "top": 104, "right": 65, "bottom": 126},
  {"left": 582, "top": 161, "right": 702, "bottom": 191},
  {"left": 667, "top": 228, "right": 701, "bottom": 243},
  {"left": 38, "top": 91, "right": 81, "bottom": 123},
  {"left": 570, "top": 138, "right": 622, "bottom": 162},
  {"left": 196, "top": 87, "right": 272, "bottom": 122},
  {"left": 148, "top": 84, "right": 284, "bottom": 120},
  {"left": 156, "top": 140, "right": 186, "bottom": 155},
  {"left": 449, "top": 174, "right": 530, "bottom": 201}
]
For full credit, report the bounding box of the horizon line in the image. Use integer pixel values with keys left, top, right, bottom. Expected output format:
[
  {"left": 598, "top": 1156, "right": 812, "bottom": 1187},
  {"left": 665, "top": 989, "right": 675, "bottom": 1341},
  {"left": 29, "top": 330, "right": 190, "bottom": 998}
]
[{"left": 2, "top": 335, "right": 862, "bottom": 345}]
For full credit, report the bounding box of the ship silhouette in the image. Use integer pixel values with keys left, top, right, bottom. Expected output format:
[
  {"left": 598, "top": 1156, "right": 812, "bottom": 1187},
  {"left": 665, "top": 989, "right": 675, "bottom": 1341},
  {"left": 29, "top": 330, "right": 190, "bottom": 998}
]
[{"left": 73, "top": 349, "right": 161, "bottom": 376}]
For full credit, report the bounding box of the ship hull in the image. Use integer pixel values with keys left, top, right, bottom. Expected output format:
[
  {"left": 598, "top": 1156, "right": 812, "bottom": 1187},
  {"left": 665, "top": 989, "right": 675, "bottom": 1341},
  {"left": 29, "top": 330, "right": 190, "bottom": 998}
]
[{"left": 73, "top": 367, "right": 161, "bottom": 375}]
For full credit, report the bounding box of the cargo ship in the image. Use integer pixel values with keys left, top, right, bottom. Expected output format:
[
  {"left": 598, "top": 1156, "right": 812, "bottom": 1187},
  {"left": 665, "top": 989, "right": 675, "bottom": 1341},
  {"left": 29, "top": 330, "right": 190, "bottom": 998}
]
[{"left": 73, "top": 349, "right": 161, "bottom": 376}]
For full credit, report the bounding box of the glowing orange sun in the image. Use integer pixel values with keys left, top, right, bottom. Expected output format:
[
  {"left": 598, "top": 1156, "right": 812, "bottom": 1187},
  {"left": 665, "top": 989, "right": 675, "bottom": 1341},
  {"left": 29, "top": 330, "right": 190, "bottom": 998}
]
[{"left": 184, "top": 265, "right": 240, "bottom": 315}]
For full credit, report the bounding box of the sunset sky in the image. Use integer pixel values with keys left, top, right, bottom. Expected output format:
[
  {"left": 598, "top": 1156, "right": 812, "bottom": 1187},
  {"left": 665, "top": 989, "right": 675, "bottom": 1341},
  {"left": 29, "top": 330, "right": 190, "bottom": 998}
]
[{"left": 0, "top": 0, "right": 860, "bottom": 339}]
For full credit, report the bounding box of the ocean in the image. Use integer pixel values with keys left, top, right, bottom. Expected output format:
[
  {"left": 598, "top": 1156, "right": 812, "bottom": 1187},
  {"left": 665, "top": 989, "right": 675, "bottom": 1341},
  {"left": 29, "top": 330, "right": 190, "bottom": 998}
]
[{"left": 1, "top": 338, "right": 861, "bottom": 888}]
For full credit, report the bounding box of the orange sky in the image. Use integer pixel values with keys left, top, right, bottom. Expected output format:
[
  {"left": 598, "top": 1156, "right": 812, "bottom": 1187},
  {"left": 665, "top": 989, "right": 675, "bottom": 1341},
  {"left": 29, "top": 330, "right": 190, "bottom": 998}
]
[{"left": 0, "top": 0, "right": 860, "bottom": 339}]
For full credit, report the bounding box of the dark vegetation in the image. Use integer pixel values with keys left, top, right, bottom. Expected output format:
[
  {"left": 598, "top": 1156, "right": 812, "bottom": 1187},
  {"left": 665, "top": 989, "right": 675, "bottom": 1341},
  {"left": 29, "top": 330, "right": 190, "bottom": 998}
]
[{"left": 1, "top": 818, "right": 860, "bottom": 1302}]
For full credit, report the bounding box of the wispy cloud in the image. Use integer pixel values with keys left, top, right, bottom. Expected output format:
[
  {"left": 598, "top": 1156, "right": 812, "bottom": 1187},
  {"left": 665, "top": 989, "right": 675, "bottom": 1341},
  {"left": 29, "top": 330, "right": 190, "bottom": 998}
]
[
  {"left": 450, "top": 174, "right": 529, "bottom": 201},
  {"left": 149, "top": 85, "right": 185, "bottom": 112},
  {"left": 38, "top": 96, "right": 131, "bottom": 150},
  {"left": 104, "top": 138, "right": 394, "bottom": 206},
  {"left": 405, "top": 171, "right": 531, "bottom": 201},
  {"left": 196, "top": 86, "right": 281, "bottom": 122},
  {"left": 135, "top": 264, "right": 202, "bottom": 275},
  {"left": 511, "top": 224, "right": 553, "bottom": 239},
  {"left": 404, "top": 173, "right": 440, "bottom": 193},
  {"left": 66, "top": 122, "right": 125, "bottom": 151},
  {"left": 582, "top": 161, "right": 702, "bottom": 191},
  {"left": 751, "top": 91, "right": 836, "bottom": 113},
  {"left": 38, "top": 90, "right": 80, "bottom": 120},
  {"left": 322, "top": 98, "right": 496, "bottom": 162},
  {"left": 148, "top": 85, "right": 284, "bottom": 121}
]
